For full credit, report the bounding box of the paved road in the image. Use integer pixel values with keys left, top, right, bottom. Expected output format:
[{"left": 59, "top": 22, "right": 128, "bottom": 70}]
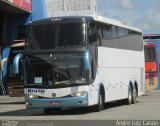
[{"left": 0, "top": 90, "right": 160, "bottom": 122}]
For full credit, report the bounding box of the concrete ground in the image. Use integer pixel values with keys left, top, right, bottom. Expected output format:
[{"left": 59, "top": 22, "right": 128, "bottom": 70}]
[{"left": 0, "top": 90, "right": 160, "bottom": 121}]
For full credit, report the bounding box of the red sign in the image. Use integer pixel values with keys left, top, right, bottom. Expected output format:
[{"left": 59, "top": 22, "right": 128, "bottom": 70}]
[{"left": 13, "top": 0, "right": 31, "bottom": 11}]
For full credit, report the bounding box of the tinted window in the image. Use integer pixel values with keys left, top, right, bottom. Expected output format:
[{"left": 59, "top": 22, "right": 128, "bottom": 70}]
[
  {"left": 95, "top": 22, "right": 143, "bottom": 51},
  {"left": 27, "top": 22, "right": 85, "bottom": 50}
]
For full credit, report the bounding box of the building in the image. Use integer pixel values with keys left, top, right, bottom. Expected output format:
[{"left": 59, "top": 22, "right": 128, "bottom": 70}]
[
  {"left": 0, "top": 0, "right": 32, "bottom": 95},
  {"left": 143, "top": 30, "right": 160, "bottom": 90},
  {"left": 31, "top": 0, "right": 98, "bottom": 19}
]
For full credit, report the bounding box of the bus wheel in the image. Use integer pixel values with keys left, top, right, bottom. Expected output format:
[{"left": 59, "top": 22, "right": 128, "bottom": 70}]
[
  {"left": 132, "top": 87, "right": 137, "bottom": 104},
  {"left": 126, "top": 86, "right": 132, "bottom": 105},
  {"left": 95, "top": 92, "right": 104, "bottom": 112}
]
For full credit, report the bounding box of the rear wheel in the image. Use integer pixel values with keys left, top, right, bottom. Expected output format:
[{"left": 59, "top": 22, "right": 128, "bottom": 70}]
[
  {"left": 126, "top": 86, "right": 132, "bottom": 105},
  {"left": 132, "top": 87, "right": 137, "bottom": 104}
]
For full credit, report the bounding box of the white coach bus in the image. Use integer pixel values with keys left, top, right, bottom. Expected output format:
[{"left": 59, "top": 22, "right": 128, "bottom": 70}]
[{"left": 24, "top": 15, "right": 145, "bottom": 113}]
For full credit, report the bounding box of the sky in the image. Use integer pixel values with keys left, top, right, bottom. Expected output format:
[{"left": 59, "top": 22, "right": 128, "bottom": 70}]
[{"left": 97, "top": 0, "right": 160, "bottom": 31}]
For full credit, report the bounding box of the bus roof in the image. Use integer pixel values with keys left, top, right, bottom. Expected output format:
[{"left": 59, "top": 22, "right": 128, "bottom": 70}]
[
  {"left": 30, "top": 15, "right": 142, "bottom": 33},
  {"left": 92, "top": 15, "right": 142, "bottom": 33}
]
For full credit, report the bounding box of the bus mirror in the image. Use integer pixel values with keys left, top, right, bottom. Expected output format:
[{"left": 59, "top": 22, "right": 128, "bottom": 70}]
[
  {"left": 89, "top": 32, "right": 97, "bottom": 43},
  {"left": 13, "top": 53, "right": 23, "bottom": 74},
  {"left": 88, "top": 21, "right": 95, "bottom": 29},
  {"left": 88, "top": 21, "right": 97, "bottom": 43},
  {"left": 84, "top": 50, "right": 91, "bottom": 69}
]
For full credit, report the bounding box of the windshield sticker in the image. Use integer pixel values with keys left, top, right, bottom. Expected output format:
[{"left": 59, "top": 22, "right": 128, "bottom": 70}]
[{"left": 34, "top": 77, "right": 42, "bottom": 84}]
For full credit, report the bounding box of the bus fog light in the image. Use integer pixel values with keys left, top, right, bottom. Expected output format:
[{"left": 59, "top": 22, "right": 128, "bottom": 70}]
[
  {"left": 79, "top": 100, "right": 87, "bottom": 104},
  {"left": 71, "top": 91, "right": 87, "bottom": 97}
]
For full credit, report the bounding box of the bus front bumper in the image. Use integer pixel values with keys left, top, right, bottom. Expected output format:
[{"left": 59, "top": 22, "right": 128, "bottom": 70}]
[{"left": 25, "top": 95, "right": 88, "bottom": 109}]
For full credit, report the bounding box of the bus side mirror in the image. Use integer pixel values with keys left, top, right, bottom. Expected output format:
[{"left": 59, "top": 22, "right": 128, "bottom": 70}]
[
  {"left": 83, "top": 50, "right": 91, "bottom": 82},
  {"left": 89, "top": 32, "right": 97, "bottom": 43},
  {"left": 13, "top": 53, "right": 23, "bottom": 74}
]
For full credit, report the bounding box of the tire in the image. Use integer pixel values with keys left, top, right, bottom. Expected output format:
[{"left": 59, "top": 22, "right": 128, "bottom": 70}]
[
  {"left": 126, "top": 86, "right": 132, "bottom": 105},
  {"left": 132, "top": 87, "right": 137, "bottom": 104},
  {"left": 95, "top": 92, "right": 104, "bottom": 112}
]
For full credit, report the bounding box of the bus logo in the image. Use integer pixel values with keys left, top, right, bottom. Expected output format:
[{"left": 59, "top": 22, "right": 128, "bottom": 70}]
[
  {"left": 52, "top": 93, "right": 56, "bottom": 97},
  {"left": 28, "top": 89, "right": 45, "bottom": 93}
]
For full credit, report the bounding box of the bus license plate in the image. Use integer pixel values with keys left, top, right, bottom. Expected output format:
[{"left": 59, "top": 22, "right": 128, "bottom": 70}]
[{"left": 49, "top": 101, "right": 60, "bottom": 106}]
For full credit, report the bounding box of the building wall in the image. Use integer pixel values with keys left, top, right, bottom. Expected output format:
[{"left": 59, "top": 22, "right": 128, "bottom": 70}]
[
  {"left": 0, "top": 1, "right": 32, "bottom": 95},
  {"left": 2, "top": 13, "right": 31, "bottom": 46},
  {"left": 45, "top": 0, "right": 97, "bottom": 17},
  {"left": 31, "top": 0, "right": 97, "bottom": 18}
]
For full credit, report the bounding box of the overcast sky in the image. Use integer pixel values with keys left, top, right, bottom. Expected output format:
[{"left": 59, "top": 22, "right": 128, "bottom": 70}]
[{"left": 97, "top": 0, "right": 160, "bottom": 31}]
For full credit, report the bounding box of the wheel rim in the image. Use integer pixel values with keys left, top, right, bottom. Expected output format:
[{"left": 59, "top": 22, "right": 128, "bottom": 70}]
[
  {"left": 132, "top": 88, "right": 136, "bottom": 103},
  {"left": 128, "top": 88, "right": 132, "bottom": 104},
  {"left": 99, "top": 94, "right": 104, "bottom": 110},
  {"left": 100, "top": 95, "right": 102, "bottom": 105}
]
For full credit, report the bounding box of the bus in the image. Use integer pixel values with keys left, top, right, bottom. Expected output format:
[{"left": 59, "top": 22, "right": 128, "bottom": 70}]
[
  {"left": 24, "top": 16, "right": 145, "bottom": 113},
  {"left": 144, "top": 42, "right": 158, "bottom": 91},
  {"left": 7, "top": 42, "right": 24, "bottom": 97}
]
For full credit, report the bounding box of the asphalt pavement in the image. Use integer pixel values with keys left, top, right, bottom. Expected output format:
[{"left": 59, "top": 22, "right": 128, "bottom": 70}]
[{"left": 0, "top": 90, "right": 160, "bottom": 126}]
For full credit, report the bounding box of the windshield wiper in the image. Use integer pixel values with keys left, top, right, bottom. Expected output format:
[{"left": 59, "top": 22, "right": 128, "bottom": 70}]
[
  {"left": 54, "top": 80, "right": 86, "bottom": 85},
  {"left": 55, "top": 80, "right": 72, "bottom": 85}
]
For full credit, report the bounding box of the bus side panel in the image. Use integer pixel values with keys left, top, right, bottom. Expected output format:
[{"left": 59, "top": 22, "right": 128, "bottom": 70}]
[
  {"left": 97, "top": 47, "right": 145, "bottom": 102},
  {"left": 98, "top": 67, "right": 144, "bottom": 101}
]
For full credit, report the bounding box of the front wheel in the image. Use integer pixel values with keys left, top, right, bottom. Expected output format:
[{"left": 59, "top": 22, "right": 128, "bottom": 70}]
[{"left": 95, "top": 92, "right": 104, "bottom": 112}]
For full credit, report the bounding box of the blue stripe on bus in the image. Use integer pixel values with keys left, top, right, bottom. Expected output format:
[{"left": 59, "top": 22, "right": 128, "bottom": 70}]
[{"left": 25, "top": 95, "right": 88, "bottom": 109}]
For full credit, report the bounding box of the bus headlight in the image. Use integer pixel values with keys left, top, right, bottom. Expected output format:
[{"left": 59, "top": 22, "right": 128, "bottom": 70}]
[
  {"left": 25, "top": 94, "right": 39, "bottom": 99},
  {"left": 71, "top": 91, "right": 87, "bottom": 97}
]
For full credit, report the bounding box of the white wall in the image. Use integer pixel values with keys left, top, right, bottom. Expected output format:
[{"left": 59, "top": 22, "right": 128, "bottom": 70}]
[{"left": 45, "top": 0, "right": 97, "bottom": 17}]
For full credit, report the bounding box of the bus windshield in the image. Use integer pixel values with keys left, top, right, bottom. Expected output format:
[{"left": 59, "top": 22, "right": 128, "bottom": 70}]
[
  {"left": 27, "top": 22, "right": 85, "bottom": 50},
  {"left": 26, "top": 52, "right": 87, "bottom": 87}
]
